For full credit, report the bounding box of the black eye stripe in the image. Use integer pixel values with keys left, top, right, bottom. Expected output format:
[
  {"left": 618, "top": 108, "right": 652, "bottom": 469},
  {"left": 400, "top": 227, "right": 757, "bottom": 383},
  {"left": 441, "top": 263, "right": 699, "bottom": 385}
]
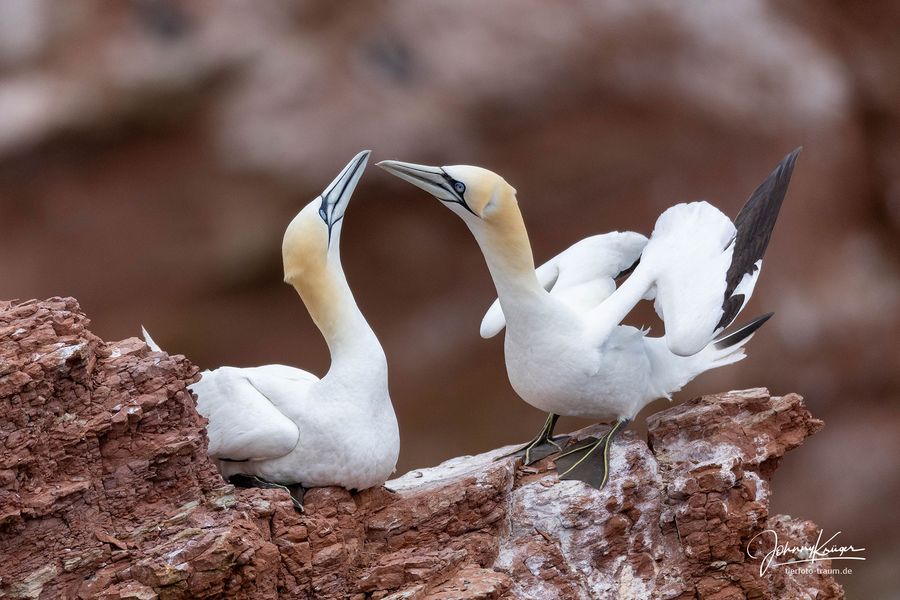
[
  {"left": 439, "top": 171, "right": 466, "bottom": 200},
  {"left": 434, "top": 170, "right": 479, "bottom": 217}
]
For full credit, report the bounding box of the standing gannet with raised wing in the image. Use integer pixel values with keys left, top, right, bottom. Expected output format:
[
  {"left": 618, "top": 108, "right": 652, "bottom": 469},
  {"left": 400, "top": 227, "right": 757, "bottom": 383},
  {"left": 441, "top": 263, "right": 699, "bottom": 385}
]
[
  {"left": 378, "top": 149, "right": 799, "bottom": 489},
  {"left": 147, "top": 151, "right": 399, "bottom": 508}
]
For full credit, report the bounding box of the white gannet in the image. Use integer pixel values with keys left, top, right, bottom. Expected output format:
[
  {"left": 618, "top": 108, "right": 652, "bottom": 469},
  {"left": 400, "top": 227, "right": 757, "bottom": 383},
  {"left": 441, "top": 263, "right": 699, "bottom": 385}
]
[
  {"left": 146, "top": 151, "right": 399, "bottom": 508},
  {"left": 378, "top": 149, "right": 799, "bottom": 488}
]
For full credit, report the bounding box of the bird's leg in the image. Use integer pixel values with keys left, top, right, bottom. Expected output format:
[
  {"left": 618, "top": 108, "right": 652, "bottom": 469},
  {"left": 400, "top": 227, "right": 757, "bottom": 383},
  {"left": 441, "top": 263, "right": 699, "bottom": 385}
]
[
  {"left": 285, "top": 483, "right": 306, "bottom": 512},
  {"left": 495, "top": 413, "right": 570, "bottom": 465},
  {"left": 229, "top": 474, "right": 305, "bottom": 512},
  {"left": 554, "top": 418, "right": 629, "bottom": 489}
]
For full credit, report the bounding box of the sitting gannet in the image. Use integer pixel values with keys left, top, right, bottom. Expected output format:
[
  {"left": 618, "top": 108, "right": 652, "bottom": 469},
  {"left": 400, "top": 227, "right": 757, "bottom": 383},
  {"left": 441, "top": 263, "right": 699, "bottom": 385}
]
[
  {"left": 379, "top": 149, "right": 799, "bottom": 489},
  {"left": 149, "top": 151, "right": 399, "bottom": 508}
]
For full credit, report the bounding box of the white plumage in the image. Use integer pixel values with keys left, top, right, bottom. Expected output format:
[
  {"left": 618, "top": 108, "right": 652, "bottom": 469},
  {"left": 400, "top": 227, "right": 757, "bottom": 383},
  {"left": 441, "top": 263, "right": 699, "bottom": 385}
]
[
  {"left": 192, "top": 365, "right": 314, "bottom": 462},
  {"left": 379, "top": 149, "right": 799, "bottom": 487},
  {"left": 491, "top": 211, "right": 752, "bottom": 424},
  {"left": 480, "top": 232, "right": 649, "bottom": 339},
  {"left": 146, "top": 151, "right": 399, "bottom": 493}
]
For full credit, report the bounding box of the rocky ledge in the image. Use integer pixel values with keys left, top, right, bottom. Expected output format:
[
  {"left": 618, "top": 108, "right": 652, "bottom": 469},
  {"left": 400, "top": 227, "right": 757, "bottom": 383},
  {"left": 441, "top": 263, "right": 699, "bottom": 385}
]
[{"left": 0, "top": 298, "right": 843, "bottom": 599}]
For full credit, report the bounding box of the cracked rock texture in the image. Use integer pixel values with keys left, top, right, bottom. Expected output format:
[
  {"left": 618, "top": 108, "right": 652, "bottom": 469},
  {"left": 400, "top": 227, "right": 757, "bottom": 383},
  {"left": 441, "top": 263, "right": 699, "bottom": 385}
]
[{"left": 1, "top": 299, "right": 842, "bottom": 599}]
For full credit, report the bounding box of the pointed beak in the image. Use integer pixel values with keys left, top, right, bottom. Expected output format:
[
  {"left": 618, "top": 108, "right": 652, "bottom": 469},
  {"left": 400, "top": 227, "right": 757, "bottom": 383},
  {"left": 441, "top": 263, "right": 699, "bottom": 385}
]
[
  {"left": 319, "top": 150, "right": 370, "bottom": 238},
  {"left": 377, "top": 160, "right": 475, "bottom": 217},
  {"left": 376, "top": 160, "right": 453, "bottom": 199}
]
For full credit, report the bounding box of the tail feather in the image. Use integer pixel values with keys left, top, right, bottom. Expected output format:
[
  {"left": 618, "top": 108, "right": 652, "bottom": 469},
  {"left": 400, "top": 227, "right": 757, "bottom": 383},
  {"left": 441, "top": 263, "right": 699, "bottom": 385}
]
[
  {"left": 714, "top": 312, "right": 773, "bottom": 350},
  {"left": 141, "top": 326, "right": 162, "bottom": 352},
  {"left": 647, "top": 312, "right": 772, "bottom": 397}
]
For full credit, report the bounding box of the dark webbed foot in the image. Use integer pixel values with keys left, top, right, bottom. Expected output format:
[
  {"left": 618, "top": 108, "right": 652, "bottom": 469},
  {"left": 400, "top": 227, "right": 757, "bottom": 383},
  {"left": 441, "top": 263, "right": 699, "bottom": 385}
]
[
  {"left": 501, "top": 434, "right": 571, "bottom": 465},
  {"left": 229, "top": 474, "right": 305, "bottom": 512},
  {"left": 495, "top": 413, "right": 570, "bottom": 465},
  {"left": 554, "top": 419, "right": 629, "bottom": 489}
]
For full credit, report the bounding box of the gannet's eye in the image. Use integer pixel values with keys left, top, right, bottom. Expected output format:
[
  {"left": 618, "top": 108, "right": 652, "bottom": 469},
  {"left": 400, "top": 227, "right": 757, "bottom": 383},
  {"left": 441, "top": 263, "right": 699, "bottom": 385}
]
[{"left": 452, "top": 181, "right": 466, "bottom": 195}]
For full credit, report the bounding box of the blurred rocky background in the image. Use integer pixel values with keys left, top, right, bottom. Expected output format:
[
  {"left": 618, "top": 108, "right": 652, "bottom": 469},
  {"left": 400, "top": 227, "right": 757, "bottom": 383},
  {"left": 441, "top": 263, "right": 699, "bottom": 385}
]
[{"left": 0, "top": 1, "right": 896, "bottom": 597}]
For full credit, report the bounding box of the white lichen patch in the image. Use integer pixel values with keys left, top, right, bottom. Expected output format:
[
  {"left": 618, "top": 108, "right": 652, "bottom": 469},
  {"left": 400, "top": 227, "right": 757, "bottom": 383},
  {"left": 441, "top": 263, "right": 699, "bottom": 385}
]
[
  {"left": 3, "top": 564, "right": 58, "bottom": 599},
  {"left": 666, "top": 441, "right": 743, "bottom": 490},
  {"left": 496, "top": 439, "right": 662, "bottom": 600},
  {"left": 31, "top": 341, "right": 86, "bottom": 367},
  {"left": 380, "top": 584, "right": 426, "bottom": 600},
  {"left": 523, "top": 554, "right": 545, "bottom": 576},
  {"left": 387, "top": 446, "right": 514, "bottom": 491},
  {"left": 749, "top": 434, "right": 774, "bottom": 464},
  {"left": 213, "top": 494, "right": 237, "bottom": 509},
  {"left": 742, "top": 470, "right": 769, "bottom": 504},
  {"left": 586, "top": 555, "right": 627, "bottom": 598},
  {"left": 616, "top": 562, "right": 652, "bottom": 599},
  {"left": 55, "top": 342, "right": 84, "bottom": 361}
]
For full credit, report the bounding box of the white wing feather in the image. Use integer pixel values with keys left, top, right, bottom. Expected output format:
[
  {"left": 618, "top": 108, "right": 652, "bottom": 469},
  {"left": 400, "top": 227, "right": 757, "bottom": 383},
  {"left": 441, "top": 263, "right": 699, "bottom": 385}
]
[
  {"left": 141, "top": 326, "right": 161, "bottom": 352},
  {"left": 480, "top": 232, "right": 648, "bottom": 338},
  {"left": 191, "top": 365, "right": 317, "bottom": 461},
  {"left": 639, "top": 202, "right": 736, "bottom": 356}
]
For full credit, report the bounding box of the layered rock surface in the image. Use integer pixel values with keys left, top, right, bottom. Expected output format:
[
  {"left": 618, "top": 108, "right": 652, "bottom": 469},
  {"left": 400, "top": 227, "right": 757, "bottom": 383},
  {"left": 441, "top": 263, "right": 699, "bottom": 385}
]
[{"left": 0, "top": 299, "right": 843, "bottom": 599}]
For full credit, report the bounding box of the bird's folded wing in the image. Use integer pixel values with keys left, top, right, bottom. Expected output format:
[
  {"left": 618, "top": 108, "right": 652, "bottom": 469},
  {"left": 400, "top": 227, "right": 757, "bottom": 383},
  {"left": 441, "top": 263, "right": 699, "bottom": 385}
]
[
  {"left": 192, "top": 366, "right": 316, "bottom": 461},
  {"left": 479, "top": 232, "right": 648, "bottom": 338}
]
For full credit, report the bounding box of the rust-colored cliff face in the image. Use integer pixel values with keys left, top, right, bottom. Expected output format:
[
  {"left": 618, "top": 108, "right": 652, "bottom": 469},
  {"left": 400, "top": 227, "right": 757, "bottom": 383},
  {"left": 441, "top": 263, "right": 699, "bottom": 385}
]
[{"left": 0, "top": 299, "right": 842, "bottom": 599}]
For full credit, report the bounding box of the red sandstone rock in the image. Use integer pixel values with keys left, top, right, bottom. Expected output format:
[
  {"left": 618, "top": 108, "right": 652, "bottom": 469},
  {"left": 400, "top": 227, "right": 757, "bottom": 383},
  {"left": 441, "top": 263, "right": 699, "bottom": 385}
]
[{"left": 0, "top": 299, "right": 843, "bottom": 599}]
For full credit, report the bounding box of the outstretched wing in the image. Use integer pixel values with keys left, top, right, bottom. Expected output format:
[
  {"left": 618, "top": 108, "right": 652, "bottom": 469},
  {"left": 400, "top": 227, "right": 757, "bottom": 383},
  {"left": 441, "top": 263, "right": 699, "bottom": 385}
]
[
  {"left": 480, "top": 232, "right": 648, "bottom": 338},
  {"left": 639, "top": 201, "right": 736, "bottom": 356},
  {"left": 191, "top": 365, "right": 317, "bottom": 461},
  {"left": 716, "top": 147, "right": 800, "bottom": 330},
  {"left": 637, "top": 149, "right": 799, "bottom": 356}
]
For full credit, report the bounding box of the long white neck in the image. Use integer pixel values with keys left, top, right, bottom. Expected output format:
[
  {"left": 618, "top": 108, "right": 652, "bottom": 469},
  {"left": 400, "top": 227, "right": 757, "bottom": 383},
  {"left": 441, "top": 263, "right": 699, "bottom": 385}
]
[
  {"left": 290, "top": 259, "right": 386, "bottom": 383},
  {"left": 464, "top": 196, "right": 550, "bottom": 329}
]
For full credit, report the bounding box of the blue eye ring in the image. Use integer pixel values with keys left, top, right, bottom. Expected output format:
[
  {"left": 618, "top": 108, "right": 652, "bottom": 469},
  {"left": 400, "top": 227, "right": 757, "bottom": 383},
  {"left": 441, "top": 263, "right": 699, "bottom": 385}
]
[{"left": 452, "top": 181, "right": 466, "bottom": 194}]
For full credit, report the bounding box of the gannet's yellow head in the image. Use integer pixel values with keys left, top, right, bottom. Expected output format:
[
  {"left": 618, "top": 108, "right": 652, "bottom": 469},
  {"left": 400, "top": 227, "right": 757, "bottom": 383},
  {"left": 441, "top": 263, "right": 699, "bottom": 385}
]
[
  {"left": 376, "top": 160, "right": 518, "bottom": 226},
  {"left": 283, "top": 150, "right": 369, "bottom": 284}
]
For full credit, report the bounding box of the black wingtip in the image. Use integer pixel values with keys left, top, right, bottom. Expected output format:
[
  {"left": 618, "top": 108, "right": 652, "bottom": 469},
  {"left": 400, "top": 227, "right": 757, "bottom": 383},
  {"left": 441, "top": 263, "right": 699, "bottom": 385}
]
[
  {"left": 764, "top": 148, "right": 801, "bottom": 202},
  {"left": 714, "top": 312, "right": 773, "bottom": 350},
  {"left": 741, "top": 147, "right": 801, "bottom": 220},
  {"left": 718, "top": 149, "right": 800, "bottom": 330},
  {"left": 779, "top": 147, "right": 802, "bottom": 178},
  {"left": 761, "top": 148, "right": 801, "bottom": 202}
]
